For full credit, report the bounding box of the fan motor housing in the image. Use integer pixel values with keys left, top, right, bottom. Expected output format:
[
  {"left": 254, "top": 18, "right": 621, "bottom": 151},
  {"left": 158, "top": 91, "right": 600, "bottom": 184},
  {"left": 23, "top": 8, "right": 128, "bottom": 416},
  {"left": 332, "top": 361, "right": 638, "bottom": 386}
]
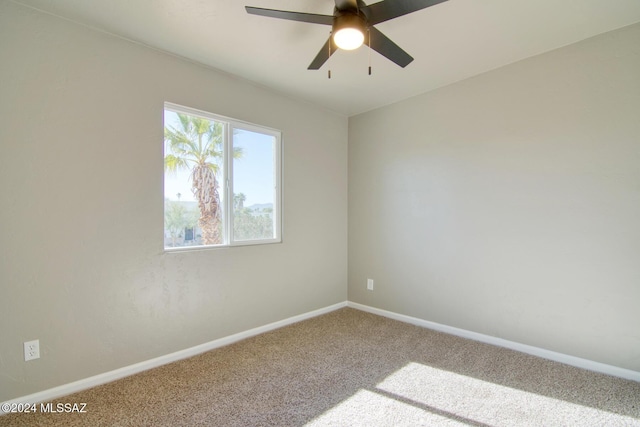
[{"left": 332, "top": 11, "right": 367, "bottom": 36}]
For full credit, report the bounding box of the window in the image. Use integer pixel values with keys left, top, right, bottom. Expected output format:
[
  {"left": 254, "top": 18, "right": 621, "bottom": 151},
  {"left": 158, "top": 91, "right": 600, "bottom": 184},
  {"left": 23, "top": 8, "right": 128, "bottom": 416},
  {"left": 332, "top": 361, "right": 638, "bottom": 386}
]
[{"left": 163, "top": 102, "right": 281, "bottom": 250}]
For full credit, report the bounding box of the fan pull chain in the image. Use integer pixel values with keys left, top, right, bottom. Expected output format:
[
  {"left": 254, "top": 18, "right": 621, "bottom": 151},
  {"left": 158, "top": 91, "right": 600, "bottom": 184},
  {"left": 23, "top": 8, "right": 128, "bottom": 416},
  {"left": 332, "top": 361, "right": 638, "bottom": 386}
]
[
  {"left": 368, "top": 28, "right": 372, "bottom": 76},
  {"left": 328, "top": 35, "right": 332, "bottom": 79}
]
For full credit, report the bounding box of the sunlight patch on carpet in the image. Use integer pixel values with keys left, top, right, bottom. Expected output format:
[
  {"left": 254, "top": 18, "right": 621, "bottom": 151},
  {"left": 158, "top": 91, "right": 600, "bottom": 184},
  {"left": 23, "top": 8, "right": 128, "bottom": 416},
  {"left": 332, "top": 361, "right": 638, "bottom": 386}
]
[
  {"left": 305, "top": 388, "right": 468, "bottom": 426},
  {"left": 306, "top": 362, "right": 640, "bottom": 426}
]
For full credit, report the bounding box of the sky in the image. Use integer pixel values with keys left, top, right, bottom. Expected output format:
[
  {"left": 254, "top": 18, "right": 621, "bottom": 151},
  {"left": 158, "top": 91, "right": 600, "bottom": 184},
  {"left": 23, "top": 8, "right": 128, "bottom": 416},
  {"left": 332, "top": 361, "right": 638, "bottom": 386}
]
[{"left": 163, "top": 110, "right": 276, "bottom": 208}]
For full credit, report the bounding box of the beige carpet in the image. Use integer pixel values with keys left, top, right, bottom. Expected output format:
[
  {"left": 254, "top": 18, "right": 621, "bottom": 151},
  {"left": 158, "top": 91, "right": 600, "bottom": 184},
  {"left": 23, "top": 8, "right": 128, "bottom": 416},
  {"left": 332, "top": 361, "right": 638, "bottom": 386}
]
[{"left": 2, "top": 308, "right": 639, "bottom": 426}]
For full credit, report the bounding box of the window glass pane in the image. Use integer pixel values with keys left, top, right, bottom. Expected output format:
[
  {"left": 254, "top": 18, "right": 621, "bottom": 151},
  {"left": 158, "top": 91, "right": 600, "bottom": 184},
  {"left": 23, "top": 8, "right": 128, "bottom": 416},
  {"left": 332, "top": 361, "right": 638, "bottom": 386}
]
[
  {"left": 164, "top": 109, "right": 225, "bottom": 248},
  {"left": 163, "top": 102, "right": 280, "bottom": 251},
  {"left": 232, "top": 129, "right": 276, "bottom": 241}
]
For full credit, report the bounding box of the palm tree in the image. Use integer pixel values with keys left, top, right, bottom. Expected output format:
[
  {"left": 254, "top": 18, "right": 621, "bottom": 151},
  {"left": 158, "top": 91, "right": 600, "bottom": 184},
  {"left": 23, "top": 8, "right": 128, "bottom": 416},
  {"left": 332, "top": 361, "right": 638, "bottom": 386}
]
[
  {"left": 165, "top": 113, "right": 241, "bottom": 245},
  {"left": 234, "top": 192, "right": 246, "bottom": 211}
]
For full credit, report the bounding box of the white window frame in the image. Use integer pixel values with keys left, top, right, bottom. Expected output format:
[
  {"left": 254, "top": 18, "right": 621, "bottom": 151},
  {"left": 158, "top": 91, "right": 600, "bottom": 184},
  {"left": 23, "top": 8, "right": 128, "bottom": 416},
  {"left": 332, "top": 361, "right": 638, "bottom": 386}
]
[{"left": 164, "top": 102, "right": 282, "bottom": 251}]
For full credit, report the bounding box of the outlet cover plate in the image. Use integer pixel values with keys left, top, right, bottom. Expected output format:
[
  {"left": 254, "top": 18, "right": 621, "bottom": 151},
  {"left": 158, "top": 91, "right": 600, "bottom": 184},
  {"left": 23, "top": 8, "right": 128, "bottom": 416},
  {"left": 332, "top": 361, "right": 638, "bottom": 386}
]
[{"left": 24, "top": 340, "right": 40, "bottom": 361}]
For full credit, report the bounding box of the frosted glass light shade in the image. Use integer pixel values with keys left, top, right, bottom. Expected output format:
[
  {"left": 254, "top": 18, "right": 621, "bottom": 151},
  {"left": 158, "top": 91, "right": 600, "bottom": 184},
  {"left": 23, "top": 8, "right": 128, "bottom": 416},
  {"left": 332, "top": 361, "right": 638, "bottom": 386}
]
[{"left": 333, "top": 27, "right": 364, "bottom": 50}]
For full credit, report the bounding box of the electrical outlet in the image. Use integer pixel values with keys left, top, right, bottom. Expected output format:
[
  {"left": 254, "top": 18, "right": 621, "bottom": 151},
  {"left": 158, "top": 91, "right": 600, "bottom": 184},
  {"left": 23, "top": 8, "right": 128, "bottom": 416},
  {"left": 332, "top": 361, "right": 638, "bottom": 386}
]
[
  {"left": 367, "top": 278, "right": 374, "bottom": 291},
  {"left": 24, "top": 340, "right": 40, "bottom": 361}
]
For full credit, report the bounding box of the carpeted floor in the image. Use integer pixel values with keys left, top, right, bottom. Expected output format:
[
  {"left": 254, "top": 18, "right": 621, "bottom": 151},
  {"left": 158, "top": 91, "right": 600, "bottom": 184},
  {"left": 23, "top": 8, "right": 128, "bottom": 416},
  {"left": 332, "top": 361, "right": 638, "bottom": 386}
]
[{"left": 2, "top": 307, "right": 639, "bottom": 426}]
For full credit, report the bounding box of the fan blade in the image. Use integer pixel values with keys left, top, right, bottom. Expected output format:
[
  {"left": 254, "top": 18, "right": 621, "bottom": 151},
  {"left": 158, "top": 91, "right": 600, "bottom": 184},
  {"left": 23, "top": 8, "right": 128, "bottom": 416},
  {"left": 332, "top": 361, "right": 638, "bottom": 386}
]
[
  {"left": 308, "top": 37, "right": 338, "bottom": 70},
  {"left": 368, "top": 26, "right": 413, "bottom": 68},
  {"left": 245, "top": 6, "right": 333, "bottom": 25},
  {"left": 335, "top": 0, "right": 358, "bottom": 11},
  {"left": 363, "top": 0, "right": 448, "bottom": 25}
]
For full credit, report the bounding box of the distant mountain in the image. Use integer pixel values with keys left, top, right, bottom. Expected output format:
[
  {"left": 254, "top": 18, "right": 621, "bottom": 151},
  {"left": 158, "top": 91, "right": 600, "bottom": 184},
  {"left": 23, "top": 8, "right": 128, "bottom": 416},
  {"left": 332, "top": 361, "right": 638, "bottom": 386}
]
[{"left": 247, "top": 203, "right": 273, "bottom": 211}]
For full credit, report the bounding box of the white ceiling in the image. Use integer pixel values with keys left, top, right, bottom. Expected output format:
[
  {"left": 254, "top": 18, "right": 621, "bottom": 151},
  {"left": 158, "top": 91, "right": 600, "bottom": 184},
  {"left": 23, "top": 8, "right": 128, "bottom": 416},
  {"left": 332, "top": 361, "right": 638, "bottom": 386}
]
[{"left": 12, "top": 0, "right": 640, "bottom": 116}]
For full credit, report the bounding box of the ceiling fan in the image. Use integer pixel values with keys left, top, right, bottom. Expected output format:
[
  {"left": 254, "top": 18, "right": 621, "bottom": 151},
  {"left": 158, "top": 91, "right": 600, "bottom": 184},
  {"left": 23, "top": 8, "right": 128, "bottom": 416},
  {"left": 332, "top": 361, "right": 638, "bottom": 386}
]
[{"left": 245, "top": 0, "right": 448, "bottom": 70}]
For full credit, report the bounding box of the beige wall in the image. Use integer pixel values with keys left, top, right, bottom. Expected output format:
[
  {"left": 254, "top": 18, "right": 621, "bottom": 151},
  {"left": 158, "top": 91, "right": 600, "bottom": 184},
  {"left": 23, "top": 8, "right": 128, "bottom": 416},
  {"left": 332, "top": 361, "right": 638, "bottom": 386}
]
[
  {"left": 0, "top": 2, "right": 347, "bottom": 401},
  {"left": 349, "top": 23, "right": 640, "bottom": 371}
]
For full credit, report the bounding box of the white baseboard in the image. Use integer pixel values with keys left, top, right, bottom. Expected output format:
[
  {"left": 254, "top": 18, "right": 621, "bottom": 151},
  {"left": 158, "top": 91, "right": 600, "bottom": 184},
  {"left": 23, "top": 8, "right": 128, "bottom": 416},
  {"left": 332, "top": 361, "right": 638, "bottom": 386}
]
[
  {"left": 1, "top": 301, "right": 347, "bottom": 408},
  {"left": 347, "top": 301, "right": 640, "bottom": 383}
]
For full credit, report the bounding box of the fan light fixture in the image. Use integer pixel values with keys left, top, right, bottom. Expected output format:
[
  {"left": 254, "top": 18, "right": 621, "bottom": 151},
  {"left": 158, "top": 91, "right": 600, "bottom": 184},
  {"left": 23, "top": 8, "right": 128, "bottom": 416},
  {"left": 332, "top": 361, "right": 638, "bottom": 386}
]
[{"left": 332, "top": 14, "right": 366, "bottom": 50}]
